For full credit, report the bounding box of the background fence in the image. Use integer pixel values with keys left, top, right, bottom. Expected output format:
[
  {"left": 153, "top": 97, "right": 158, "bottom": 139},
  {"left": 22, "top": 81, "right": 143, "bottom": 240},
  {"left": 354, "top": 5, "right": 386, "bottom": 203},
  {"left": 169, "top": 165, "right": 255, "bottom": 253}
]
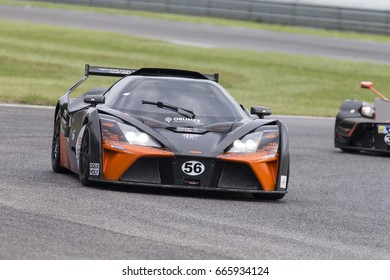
[{"left": 32, "top": 0, "right": 390, "bottom": 34}]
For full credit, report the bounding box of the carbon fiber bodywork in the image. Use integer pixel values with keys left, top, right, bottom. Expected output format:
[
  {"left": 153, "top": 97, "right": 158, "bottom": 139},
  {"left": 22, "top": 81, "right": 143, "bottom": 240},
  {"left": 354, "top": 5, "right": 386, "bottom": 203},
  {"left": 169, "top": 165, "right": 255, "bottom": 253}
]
[
  {"left": 51, "top": 65, "right": 290, "bottom": 199},
  {"left": 334, "top": 99, "right": 390, "bottom": 154}
]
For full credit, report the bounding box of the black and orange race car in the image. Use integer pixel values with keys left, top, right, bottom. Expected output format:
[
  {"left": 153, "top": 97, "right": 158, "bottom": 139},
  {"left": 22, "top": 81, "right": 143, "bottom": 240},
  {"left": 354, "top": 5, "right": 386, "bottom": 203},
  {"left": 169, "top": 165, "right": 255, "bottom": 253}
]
[
  {"left": 335, "top": 81, "right": 390, "bottom": 154},
  {"left": 51, "top": 64, "right": 289, "bottom": 199}
]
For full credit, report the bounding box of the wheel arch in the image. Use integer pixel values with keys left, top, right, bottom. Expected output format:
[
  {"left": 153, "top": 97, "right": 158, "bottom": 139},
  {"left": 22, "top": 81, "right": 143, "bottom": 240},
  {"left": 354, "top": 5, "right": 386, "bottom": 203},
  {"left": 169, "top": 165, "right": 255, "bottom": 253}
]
[
  {"left": 82, "top": 108, "right": 103, "bottom": 180},
  {"left": 276, "top": 120, "right": 289, "bottom": 191},
  {"left": 335, "top": 99, "right": 366, "bottom": 148}
]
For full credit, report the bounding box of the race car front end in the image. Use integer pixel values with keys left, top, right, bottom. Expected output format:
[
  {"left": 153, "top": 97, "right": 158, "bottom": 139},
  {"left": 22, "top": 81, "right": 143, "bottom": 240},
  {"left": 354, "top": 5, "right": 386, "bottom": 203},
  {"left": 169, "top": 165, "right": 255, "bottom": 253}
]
[
  {"left": 93, "top": 117, "right": 289, "bottom": 198},
  {"left": 335, "top": 119, "right": 390, "bottom": 153},
  {"left": 335, "top": 99, "right": 390, "bottom": 153}
]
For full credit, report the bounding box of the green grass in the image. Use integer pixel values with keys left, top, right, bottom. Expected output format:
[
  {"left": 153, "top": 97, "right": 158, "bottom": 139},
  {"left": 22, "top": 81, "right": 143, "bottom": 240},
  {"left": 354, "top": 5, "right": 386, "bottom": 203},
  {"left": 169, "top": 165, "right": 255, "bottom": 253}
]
[
  {"left": 1, "top": 19, "right": 390, "bottom": 116},
  {"left": 3, "top": 0, "right": 390, "bottom": 43}
]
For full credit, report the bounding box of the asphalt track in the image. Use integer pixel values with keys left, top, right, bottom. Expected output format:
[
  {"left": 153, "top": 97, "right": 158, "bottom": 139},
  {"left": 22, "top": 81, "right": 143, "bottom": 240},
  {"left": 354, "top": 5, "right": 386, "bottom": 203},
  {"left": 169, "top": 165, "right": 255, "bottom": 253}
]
[
  {"left": 1, "top": 5, "right": 390, "bottom": 260},
  {"left": 1, "top": 105, "right": 389, "bottom": 259},
  {"left": 1, "top": 5, "right": 390, "bottom": 64}
]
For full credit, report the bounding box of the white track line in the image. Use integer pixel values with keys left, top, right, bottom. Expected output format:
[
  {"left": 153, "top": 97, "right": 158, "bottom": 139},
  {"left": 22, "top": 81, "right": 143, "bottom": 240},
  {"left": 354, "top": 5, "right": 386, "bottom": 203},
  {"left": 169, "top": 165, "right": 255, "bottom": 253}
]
[{"left": 0, "top": 103, "right": 54, "bottom": 110}]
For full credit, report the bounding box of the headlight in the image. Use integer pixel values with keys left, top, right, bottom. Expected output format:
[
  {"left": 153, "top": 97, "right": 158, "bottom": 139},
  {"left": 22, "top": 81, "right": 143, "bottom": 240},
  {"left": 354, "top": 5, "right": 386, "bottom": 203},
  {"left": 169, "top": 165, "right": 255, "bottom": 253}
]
[
  {"left": 360, "top": 103, "right": 375, "bottom": 118},
  {"left": 117, "top": 123, "right": 161, "bottom": 148},
  {"left": 227, "top": 126, "right": 279, "bottom": 158},
  {"left": 229, "top": 132, "right": 263, "bottom": 153}
]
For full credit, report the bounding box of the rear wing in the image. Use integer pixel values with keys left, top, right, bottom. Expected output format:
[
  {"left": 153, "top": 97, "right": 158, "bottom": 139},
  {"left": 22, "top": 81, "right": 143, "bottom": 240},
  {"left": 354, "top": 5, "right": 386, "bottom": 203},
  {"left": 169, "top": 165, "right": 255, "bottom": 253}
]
[
  {"left": 205, "top": 73, "right": 219, "bottom": 83},
  {"left": 85, "top": 64, "right": 219, "bottom": 82},
  {"left": 66, "top": 64, "right": 219, "bottom": 103},
  {"left": 85, "top": 64, "right": 136, "bottom": 77}
]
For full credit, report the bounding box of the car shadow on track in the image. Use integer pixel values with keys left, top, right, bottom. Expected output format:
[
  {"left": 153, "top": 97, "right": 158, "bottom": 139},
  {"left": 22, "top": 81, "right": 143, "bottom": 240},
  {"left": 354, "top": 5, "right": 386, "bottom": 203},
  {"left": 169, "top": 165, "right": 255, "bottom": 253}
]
[
  {"left": 94, "top": 183, "right": 285, "bottom": 203},
  {"left": 333, "top": 149, "right": 390, "bottom": 157},
  {"left": 60, "top": 173, "right": 283, "bottom": 203},
  {"left": 48, "top": 169, "right": 285, "bottom": 203}
]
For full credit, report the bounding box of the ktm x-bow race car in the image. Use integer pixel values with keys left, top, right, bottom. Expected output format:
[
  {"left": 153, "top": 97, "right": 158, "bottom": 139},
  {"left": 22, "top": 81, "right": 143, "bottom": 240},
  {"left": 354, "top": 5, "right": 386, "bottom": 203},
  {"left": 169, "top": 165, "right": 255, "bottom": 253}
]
[
  {"left": 335, "top": 81, "right": 390, "bottom": 154},
  {"left": 51, "top": 65, "right": 289, "bottom": 199}
]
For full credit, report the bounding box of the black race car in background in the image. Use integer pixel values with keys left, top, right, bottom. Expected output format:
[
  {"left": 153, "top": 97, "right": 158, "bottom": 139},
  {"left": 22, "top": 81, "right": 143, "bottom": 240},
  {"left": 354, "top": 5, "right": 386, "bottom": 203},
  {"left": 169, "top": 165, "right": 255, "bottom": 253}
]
[
  {"left": 335, "top": 81, "right": 390, "bottom": 154},
  {"left": 51, "top": 64, "right": 289, "bottom": 199}
]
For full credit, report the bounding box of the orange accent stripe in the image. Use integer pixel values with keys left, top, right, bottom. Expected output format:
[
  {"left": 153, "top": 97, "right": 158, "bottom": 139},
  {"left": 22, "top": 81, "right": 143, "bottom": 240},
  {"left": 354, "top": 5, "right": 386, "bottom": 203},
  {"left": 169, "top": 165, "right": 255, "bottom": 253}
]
[
  {"left": 218, "top": 153, "right": 279, "bottom": 191},
  {"left": 347, "top": 124, "right": 357, "bottom": 137},
  {"left": 250, "top": 160, "right": 279, "bottom": 191},
  {"left": 59, "top": 132, "right": 70, "bottom": 169},
  {"left": 102, "top": 143, "right": 173, "bottom": 181}
]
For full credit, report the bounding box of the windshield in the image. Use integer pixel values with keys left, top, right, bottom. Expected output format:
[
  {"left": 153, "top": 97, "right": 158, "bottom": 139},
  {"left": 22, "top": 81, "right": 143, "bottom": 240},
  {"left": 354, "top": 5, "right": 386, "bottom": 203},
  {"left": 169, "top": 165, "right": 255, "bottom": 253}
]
[{"left": 104, "top": 76, "right": 244, "bottom": 126}]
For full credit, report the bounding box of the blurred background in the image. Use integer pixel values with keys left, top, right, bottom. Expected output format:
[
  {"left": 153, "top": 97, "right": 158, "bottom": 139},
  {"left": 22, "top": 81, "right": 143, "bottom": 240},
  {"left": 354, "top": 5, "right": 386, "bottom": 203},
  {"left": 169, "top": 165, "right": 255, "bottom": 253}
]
[
  {"left": 0, "top": 0, "right": 389, "bottom": 116},
  {"left": 31, "top": 0, "right": 390, "bottom": 34}
]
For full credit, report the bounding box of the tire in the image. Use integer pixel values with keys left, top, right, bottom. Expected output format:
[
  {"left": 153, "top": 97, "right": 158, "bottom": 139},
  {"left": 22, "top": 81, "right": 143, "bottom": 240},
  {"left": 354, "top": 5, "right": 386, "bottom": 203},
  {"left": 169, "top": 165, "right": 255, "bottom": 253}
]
[
  {"left": 51, "top": 110, "right": 67, "bottom": 173},
  {"left": 79, "top": 126, "right": 92, "bottom": 186}
]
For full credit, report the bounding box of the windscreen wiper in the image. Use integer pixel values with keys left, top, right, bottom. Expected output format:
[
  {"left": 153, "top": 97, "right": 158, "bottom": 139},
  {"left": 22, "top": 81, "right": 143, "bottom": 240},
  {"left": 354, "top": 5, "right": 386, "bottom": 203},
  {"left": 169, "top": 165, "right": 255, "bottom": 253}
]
[{"left": 142, "top": 100, "right": 195, "bottom": 119}]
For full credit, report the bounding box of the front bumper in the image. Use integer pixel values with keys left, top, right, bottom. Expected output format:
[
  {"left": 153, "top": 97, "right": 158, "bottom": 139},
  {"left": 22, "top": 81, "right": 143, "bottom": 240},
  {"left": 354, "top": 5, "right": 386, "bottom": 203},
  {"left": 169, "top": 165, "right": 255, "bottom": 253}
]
[
  {"left": 89, "top": 177, "right": 287, "bottom": 196},
  {"left": 335, "top": 120, "right": 390, "bottom": 153}
]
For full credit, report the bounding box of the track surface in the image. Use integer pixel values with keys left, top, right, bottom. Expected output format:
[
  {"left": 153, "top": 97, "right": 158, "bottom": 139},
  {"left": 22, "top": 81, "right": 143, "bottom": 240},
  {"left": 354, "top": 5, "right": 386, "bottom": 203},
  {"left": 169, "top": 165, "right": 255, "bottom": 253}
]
[
  {"left": 1, "top": 105, "right": 389, "bottom": 259},
  {"left": 1, "top": 5, "right": 390, "bottom": 64}
]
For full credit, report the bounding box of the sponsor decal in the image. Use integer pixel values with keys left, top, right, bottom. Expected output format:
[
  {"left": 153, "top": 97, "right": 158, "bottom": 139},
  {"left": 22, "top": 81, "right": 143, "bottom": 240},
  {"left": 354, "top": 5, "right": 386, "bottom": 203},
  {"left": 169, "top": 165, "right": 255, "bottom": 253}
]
[
  {"left": 176, "top": 127, "right": 196, "bottom": 133},
  {"left": 182, "top": 134, "right": 200, "bottom": 141},
  {"left": 181, "top": 161, "right": 205, "bottom": 176},
  {"left": 97, "top": 67, "right": 133, "bottom": 75},
  {"left": 102, "top": 122, "right": 114, "bottom": 127},
  {"left": 264, "top": 133, "right": 277, "bottom": 139},
  {"left": 111, "top": 144, "right": 125, "bottom": 150},
  {"left": 174, "top": 117, "right": 201, "bottom": 124},
  {"left": 384, "top": 134, "right": 390, "bottom": 146},
  {"left": 164, "top": 116, "right": 201, "bottom": 124},
  {"left": 90, "top": 163, "right": 100, "bottom": 176},
  {"left": 280, "top": 175, "right": 287, "bottom": 189},
  {"left": 378, "top": 125, "right": 390, "bottom": 134}
]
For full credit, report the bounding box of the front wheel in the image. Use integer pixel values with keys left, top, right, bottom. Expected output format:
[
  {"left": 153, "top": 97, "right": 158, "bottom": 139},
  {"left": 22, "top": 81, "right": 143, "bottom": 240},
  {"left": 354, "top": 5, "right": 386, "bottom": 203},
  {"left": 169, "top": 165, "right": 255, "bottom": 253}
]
[
  {"left": 79, "top": 126, "right": 92, "bottom": 186},
  {"left": 51, "top": 110, "right": 67, "bottom": 173}
]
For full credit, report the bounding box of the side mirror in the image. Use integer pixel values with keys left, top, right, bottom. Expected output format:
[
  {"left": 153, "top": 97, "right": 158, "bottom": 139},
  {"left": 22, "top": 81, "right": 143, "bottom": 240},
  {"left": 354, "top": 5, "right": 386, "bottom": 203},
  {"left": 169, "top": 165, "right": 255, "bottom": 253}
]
[
  {"left": 361, "top": 81, "right": 373, "bottom": 89},
  {"left": 250, "top": 106, "right": 271, "bottom": 119},
  {"left": 84, "top": 95, "right": 105, "bottom": 107}
]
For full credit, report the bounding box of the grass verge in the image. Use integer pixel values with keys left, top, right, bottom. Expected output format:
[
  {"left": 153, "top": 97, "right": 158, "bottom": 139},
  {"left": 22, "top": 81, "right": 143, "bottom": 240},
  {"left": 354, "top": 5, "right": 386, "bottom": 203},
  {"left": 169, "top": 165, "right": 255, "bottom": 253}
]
[
  {"left": 2, "top": 0, "right": 390, "bottom": 43},
  {"left": 0, "top": 19, "right": 389, "bottom": 116}
]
